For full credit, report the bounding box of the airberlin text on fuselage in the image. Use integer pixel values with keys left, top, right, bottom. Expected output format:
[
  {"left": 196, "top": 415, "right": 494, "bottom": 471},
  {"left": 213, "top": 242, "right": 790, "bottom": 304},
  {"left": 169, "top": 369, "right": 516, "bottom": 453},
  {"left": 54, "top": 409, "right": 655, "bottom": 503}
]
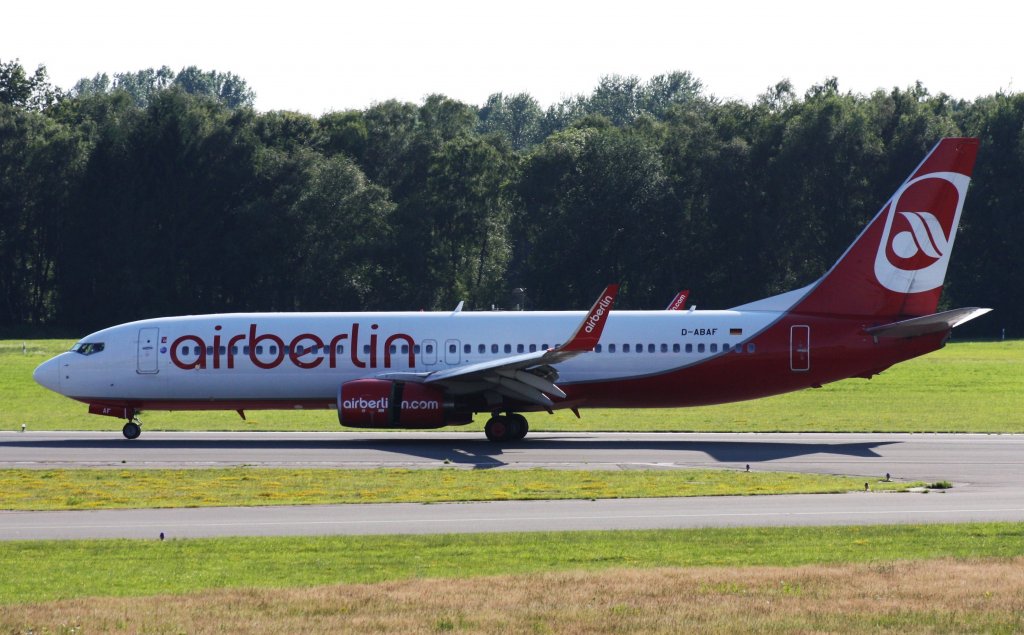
[{"left": 169, "top": 323, "right": 415, "bottom": 371}]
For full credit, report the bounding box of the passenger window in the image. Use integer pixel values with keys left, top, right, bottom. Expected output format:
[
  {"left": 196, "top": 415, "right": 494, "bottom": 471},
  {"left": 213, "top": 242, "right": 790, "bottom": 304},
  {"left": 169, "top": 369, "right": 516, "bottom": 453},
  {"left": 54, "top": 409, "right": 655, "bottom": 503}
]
[
  {"left": 363, "top": 345, "right": 371, "bottom": 354},
  {"left": 402, "top": 345, "right": 409, "bottom": 354},
  {"left": 623, "top": 344, "right": 631, "bottom": 353},
  {"left": 425, "top": 344, "right": 434, "bottom": 354},
  {"left": 414, "top": 344, "right": 421, "bottom": 354},
  {"left": 193, "top": 346, "right": 201, "bottom": 355},
  {"left": 660, "top": 343, "right": 668, "bottom": 353},
  {"left": 478, "top": 344, "right": 485, "bottom": 354},
  {"left": 243, "top": 346, "right": 250, "bottom": 356},
  {"left": 609, "top": 344, "right": 616, "bottom": 353},
  {"left": 219, "top": 346, "right": 226, "bottom": 355},
  {"left": 390, "top": 345, "right": 398, "bottom": 354},
  {"left": 504, "top": 344, "right": 512, "bottom": 353},
  {"left": 685, "top": 343, "right": 693, "bottom": 353},
  {"left": 491, "top": 344, "right": 498, "bottom": 354},
  {"left": 529, "top": 344, "right": 537, "bottom": 353},
  {"left": 542, "top": 344, "right": 550, "bottom": 350},
  {"left": 256, "top": 346, "right": 264, "bottom": 354},
  {"left": 517, "top": 344, "right": 524, "bottom": 353},
  {"left": 464, "top": 344, "right": 471, "bottom": 354},
  {"left": 723, "top": 343, "right": 730, "bottom": 352},
  {"left": 336, "top": 344, "right": 345, "bottom": 354},
  {"left": 672, "top": 343, "right": 680, "bottom": 353},
  {"left": 747, "top": 343, "right": 756, "bottom": 353},
  {"left": 710, "top": 343, "right": 718, "bottom": 353},
  {"left": 449, "top": 344, "right": 457, "bottom": 354},
  {"left": 595, "top": 344, "right": 602, "bottom": 353},
  {"left": 206, "top": 346, "right": 214, "bottom": 355},
  {"left": 648, "top": 344, "right": 656, "bottom": 353},
  {"left": 269, "top": 346, "right": 278, "bottom": 355},
  {"left": 698, "top": 343, "right": 705, "bottom": 353}
]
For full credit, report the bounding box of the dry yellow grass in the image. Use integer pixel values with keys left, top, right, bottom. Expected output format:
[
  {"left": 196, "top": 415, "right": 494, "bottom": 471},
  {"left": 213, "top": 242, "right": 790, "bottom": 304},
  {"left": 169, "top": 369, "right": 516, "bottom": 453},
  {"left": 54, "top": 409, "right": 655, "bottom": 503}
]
[{"left": 4, "top": 558, "right": 1023, "bottom": 633}]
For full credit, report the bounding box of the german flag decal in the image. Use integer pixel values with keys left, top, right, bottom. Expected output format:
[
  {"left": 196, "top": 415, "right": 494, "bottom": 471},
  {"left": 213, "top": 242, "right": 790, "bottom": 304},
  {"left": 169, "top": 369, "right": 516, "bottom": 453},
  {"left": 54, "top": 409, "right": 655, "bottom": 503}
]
[{"left": 730, "top": 328, "right": 743, "bottom": 336}]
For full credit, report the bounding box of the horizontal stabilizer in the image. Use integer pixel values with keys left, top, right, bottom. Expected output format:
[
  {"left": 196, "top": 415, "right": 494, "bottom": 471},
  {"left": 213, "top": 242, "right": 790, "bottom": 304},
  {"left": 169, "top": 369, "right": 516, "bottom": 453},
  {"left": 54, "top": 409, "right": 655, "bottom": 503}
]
[{"left": 865, "top": 307, "right": 992, "bottom": 338}]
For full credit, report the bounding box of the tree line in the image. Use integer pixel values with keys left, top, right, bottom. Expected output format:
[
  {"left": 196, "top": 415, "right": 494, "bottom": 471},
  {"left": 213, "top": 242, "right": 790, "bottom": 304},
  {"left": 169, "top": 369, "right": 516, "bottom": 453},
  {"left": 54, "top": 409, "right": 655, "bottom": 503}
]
[{"left": 0, "top": 61, "right": 1020, "bottom": 337}]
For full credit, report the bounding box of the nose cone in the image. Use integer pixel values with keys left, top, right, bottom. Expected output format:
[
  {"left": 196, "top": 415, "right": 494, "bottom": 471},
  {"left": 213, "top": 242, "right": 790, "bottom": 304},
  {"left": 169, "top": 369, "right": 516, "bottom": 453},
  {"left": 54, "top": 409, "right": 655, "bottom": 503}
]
[{"left": 33, "top": 356, "right": 61, "bottom": 394}]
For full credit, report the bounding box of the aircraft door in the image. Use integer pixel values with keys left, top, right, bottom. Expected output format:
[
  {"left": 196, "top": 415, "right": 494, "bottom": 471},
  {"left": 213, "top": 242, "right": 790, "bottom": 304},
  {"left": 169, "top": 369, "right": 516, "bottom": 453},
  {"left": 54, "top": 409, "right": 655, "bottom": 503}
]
[
  {"left": 421, "top": 339, "right": 438, "bottom": 365},
  {"left": 137, "top": 327, "right": 160, "bottom": 374},
  {"left": 445, "top": 339, "right": 461, "bottom": 365},
  {"left": 790, "top": 325, "right": 810, "bottom": 372}
]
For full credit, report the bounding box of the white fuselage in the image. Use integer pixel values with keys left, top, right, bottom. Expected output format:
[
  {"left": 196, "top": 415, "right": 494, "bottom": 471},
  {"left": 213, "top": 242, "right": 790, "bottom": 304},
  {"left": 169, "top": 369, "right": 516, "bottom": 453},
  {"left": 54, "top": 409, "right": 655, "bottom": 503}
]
[{"left": 38, "top": 309, "right": 778, "bottom": 406}]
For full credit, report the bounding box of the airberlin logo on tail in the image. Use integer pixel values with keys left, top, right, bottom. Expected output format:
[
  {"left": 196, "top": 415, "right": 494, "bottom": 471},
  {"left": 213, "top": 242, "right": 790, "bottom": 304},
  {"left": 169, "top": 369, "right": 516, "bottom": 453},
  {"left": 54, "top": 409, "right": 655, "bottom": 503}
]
[
  {"left": 873, "top": 171, "right": 970, "bottom": 293},
  {"left": 889, "top": 211, "right": 949, "bottom": 261}
]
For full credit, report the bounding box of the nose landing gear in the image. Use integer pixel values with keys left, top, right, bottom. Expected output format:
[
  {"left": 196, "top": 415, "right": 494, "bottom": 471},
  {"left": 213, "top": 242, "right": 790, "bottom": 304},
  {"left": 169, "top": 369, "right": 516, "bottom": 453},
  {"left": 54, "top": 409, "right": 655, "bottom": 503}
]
[{"left": 122, "top": 414, "right": 142, "bottom": 440}]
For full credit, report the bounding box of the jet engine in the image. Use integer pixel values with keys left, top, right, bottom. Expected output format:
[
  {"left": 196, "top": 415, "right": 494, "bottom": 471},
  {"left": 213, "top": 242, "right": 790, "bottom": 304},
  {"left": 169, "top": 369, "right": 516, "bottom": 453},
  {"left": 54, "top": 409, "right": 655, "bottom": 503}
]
[{"left": 337, "top": 379, "right": 472, "bottom": 428}]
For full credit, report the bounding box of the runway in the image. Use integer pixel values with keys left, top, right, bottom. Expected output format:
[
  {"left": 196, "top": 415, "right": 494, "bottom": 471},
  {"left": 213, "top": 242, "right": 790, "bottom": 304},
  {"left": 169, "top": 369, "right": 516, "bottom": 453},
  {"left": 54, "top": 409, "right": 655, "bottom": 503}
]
[{"left": 2, "top": 431, "right": 1023, "bottom": 540}]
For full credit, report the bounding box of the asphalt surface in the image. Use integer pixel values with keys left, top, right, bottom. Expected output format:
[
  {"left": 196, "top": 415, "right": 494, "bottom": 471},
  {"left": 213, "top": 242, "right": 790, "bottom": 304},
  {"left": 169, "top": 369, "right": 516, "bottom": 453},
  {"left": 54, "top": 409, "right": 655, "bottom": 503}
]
[{"left": 1, "top": 431, "right": 1022, "bottom": 540}]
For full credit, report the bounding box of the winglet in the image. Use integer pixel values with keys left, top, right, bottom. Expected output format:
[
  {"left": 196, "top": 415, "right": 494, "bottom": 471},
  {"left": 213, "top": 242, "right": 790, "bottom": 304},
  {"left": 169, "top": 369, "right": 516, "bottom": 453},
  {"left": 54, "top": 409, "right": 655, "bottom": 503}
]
[
  {"left": 559, "top": 284, "right": 619, "bottom": 352},
  {"left": 666, "top": 289, "right": 690, "bottom": 310},
  {"left": 864, "top": 307, "right": 992, "bottom": 338}
]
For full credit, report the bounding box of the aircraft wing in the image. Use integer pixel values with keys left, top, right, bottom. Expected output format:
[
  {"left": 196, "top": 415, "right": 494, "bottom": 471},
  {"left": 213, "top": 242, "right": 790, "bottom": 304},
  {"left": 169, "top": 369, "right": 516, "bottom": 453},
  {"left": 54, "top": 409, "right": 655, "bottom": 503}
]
[
  {"left": 376, "top": 285, "right": 618, "bottom": 408},
  {"left": 865, "top": 307, "right": 992, "bottom": 338}
]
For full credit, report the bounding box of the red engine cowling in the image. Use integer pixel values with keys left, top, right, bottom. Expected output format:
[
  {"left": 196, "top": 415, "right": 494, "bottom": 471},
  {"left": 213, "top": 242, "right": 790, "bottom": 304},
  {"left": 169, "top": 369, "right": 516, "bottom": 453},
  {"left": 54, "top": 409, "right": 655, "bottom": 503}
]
[{"left": 338, "top": 379, "right": 466, "bottom": 428}]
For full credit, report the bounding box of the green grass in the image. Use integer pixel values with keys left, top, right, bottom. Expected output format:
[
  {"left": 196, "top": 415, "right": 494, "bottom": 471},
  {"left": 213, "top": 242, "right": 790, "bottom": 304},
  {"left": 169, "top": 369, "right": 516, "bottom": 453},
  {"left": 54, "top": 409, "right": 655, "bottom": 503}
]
[
  {"left": 1, "top": 523, "right": 1022, "bottom": 604},
  {"left": 0, "top": 467, "right": 920, "bottom": 511},
  {"left": 5, "top": 339, "right": 1023, "bottom": 433}
]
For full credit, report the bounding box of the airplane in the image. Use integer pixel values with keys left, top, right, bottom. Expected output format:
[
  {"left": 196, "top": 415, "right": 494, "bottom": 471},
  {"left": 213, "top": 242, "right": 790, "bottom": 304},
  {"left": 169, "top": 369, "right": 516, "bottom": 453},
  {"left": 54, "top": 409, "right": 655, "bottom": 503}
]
[{"left": 33, "top": 137, "right": 990, "bottom": 442}]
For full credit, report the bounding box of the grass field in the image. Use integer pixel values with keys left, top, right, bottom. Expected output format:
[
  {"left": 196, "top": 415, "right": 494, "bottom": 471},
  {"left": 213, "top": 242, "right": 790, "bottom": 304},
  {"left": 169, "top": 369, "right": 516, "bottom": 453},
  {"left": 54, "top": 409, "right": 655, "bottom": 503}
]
[
  {"left": 0, "top": 467, "right": 920, "bottom": 511},
  {"left": 4, "top": 339, "right": 1022, "bottom": 433},
  {"left": 1, "top": 523, "right": 1021, "bottom": 605},
  {"left": 4, "top": 559, "right": 1022, "bottom": 633}
]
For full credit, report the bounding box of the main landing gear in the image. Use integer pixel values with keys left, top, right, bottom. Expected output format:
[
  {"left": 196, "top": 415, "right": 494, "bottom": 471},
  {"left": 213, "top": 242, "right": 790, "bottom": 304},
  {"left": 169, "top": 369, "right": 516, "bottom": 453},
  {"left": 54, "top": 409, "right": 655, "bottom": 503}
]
[
  {"left": 122, "top": 414, "right": 142, "bottom": 440},
  {"left": 484, "top": 413, "right": 529, "bottom": 442}
]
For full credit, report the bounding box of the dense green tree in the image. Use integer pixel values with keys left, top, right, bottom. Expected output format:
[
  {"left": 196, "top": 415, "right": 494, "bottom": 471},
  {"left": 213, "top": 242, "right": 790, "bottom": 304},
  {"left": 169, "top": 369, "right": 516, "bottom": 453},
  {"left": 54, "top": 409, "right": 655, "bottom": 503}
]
[
  {"left": 281, "top": 151, "right": 395, "bottom": 310},
  {"left": 478, "top": 92, "right": 543, "bottom": 150},
  {"left": 0, "top": 66, "right": 1018, "bottom": 337},
  {"left": 517, "top": 124, "right": 677, "bottom": 308},
  {"left": 0, "top": 60, "right": 61, "bottom": 110},
  {"left": 392, "top": 136, "right": 515, "bottom": 309},
  {"left": 71, "top": 66, "right": 254, "bottom": 109},
  {"left": 0, "top": 105, "right": 85, "bottom": 325}
]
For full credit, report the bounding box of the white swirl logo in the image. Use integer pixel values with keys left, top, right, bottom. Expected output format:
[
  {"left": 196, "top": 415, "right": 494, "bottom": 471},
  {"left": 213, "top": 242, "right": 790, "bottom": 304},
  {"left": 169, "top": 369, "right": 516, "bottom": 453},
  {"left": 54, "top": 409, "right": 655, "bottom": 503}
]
[
  {"left": 873, "top": 172, "right": 970, "bottom": 293},
  {"left": 889, "top": 211, "right": 949, "bottom": 260}
]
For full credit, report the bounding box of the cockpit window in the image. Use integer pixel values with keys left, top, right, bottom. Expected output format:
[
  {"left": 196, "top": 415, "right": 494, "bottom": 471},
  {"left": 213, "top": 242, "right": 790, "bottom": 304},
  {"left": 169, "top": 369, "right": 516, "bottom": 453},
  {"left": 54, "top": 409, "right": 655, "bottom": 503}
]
[{"left": 70, "top": 342, "right": 105, "bottom": 355}]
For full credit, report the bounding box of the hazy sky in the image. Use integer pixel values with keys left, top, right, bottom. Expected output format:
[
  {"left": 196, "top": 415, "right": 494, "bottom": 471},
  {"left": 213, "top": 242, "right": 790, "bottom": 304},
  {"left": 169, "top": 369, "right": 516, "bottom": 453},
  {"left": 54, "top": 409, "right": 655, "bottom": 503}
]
[{"left": 6, "top": 0, "right": 1019, "bottom": 114}]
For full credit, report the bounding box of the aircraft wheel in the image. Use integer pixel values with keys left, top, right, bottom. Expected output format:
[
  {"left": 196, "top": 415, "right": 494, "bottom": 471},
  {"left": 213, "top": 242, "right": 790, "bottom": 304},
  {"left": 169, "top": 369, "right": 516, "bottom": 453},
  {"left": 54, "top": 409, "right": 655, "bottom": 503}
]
[
  {"left": 485, "top": 416, "right": 509, "bottom": 442},
  {"left": 509, "top": 414, "right": 529, "bottom": 440},
  {"left": 122, "top": 421, "right": 141, "bottom": 440},
  {"left": 505, "top": 416, "right": 524, "bottom": 441}
]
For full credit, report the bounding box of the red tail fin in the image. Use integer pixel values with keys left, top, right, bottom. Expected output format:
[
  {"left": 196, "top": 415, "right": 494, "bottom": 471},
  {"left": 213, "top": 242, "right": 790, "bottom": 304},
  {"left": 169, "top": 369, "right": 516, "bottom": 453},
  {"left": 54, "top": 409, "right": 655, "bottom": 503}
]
[{"left": 794, "top": 138, "right": 979, "bottom": 318}]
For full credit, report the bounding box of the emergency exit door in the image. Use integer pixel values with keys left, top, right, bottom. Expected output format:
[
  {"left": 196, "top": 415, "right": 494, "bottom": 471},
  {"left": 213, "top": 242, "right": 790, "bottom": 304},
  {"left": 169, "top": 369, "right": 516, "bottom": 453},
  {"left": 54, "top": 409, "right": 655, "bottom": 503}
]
[{"left": 790, "top": 325, "right": 810, "bottom": 372}]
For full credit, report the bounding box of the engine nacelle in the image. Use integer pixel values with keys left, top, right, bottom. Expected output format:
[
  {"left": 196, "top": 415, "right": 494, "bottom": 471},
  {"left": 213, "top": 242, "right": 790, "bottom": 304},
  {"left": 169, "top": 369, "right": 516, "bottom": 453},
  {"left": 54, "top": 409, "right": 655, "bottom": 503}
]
[{"left": 338, "top": 379, "right": 471, "bottom": 429}]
